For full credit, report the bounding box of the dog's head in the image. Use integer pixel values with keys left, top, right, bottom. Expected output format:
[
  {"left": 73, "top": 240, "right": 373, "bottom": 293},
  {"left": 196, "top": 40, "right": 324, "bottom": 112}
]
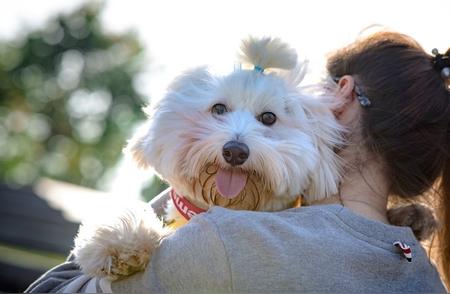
[{"left": 128, "top": 37, "right": 342, "bottom": 211}]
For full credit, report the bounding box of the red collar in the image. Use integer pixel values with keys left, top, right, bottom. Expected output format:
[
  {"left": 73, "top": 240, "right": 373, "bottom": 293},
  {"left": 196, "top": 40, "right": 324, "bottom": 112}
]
[{"left": 170, "top": 189, "right": 206, "bottom": 221}]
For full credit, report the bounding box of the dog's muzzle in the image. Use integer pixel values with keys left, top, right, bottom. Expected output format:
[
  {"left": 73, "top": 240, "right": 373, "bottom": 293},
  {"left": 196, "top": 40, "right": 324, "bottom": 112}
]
[{"left": 222, "top": 141, "right": 249, "bottom": 166}]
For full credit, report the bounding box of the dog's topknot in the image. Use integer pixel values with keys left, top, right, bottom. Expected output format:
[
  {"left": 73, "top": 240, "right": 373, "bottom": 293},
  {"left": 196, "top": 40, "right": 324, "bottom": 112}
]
[{"left": 239, "top": 36, "right": 297, "bottom": 71}]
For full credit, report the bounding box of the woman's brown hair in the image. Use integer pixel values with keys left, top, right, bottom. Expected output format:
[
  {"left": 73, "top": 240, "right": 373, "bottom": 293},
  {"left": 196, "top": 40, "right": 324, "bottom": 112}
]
[{"left": 326, "top": 32, "right": 450, "bottom": 286}]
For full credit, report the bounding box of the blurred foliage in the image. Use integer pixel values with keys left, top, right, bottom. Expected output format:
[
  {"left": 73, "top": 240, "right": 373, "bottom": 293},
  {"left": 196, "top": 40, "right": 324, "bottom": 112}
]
[
  {"left": 141, "top": 177, "right": 168, "bottom": 202},
  {"left": 0, "top": 3, "right": 148, "bottom": 189}
]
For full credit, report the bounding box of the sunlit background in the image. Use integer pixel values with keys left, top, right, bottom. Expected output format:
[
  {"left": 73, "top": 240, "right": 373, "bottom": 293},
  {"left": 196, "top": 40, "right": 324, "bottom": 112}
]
[{"left": 0, "top": 0, "right": 448, "bottom": 291}]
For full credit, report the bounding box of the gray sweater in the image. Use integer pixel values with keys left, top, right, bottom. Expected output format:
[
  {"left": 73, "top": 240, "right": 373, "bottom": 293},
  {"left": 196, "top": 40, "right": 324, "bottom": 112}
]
[{"left": 27, "top": 204, "right": 446, "bottom": 293}]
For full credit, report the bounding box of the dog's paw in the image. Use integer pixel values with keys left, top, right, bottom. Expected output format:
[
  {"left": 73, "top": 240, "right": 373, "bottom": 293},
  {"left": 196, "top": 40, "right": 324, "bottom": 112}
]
[
  {"left": 73, "top": 204, "right": 169, "bottom": 280},
  {"left": 387, "top": 203, "right": 438, "bottom": 241},
  {"left": 101, "top": 247, "right": 153, "bottom": 279}
]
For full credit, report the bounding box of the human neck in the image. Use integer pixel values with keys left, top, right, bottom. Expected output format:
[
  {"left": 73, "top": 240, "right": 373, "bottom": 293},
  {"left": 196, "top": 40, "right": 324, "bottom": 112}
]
[
  {"left": 313, "top": 145, "right": 390, "bottom": 224},
  {"left": 338, "top": 161, "right": 389, "bottom": 224}
]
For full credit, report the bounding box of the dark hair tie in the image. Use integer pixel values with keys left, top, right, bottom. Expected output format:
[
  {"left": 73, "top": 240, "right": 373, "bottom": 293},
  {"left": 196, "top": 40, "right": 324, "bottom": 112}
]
[{"left": 431, "top": 48, "right": 450, "bottom": 81}]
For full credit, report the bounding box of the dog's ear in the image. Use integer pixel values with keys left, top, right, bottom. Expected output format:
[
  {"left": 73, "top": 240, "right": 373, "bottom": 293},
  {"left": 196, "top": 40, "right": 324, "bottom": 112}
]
[
  {"left": 167, "top": 66, "right": 214, "bottom": 97},
  {"left": 124, "top": 122, "right": 153, "bottom": 169},
  {"left": 300, "top": 96, "right": 343, "bottom": 201},
  {"left": 124, "top": 67, "right": 214, "bottom": 170}
]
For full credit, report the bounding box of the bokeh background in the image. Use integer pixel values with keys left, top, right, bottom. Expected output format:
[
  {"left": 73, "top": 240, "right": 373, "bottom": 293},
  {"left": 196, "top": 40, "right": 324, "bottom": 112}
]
[{"left": 0, "top": 0, "right": 448, "bottom": 291}]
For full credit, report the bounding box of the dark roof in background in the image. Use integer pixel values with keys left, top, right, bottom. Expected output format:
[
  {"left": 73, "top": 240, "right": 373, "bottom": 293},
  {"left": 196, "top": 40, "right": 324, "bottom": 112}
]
[
  {"left": 0, "top": 184, "right": 80, "bottom": 292},
  {"left": 0, "top": 184, "right": 79, "bottom": 254}
]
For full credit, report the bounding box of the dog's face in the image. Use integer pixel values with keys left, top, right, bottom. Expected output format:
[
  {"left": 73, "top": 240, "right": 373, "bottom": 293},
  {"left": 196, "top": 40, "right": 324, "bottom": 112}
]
[{"left": 129, "top": 66, "right": 341, "bottom": 212}]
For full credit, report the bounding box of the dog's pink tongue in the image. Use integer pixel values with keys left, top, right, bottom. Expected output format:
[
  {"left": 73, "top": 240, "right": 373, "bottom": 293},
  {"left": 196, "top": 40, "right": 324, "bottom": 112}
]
[{"left": 215, "top": 168, "right": 248, "bottom": 199}]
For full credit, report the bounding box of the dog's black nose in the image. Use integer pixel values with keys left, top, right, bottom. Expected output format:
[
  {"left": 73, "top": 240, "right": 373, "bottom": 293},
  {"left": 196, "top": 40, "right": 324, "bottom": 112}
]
[{"left": 222, "top": 141, "right": 249, "bottom": 166}]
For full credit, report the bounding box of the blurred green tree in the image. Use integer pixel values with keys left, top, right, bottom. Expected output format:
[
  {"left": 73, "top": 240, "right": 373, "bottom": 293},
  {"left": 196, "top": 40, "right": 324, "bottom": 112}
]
[{"left": 0, "top": 3, "right": 148, "bottom": 189}]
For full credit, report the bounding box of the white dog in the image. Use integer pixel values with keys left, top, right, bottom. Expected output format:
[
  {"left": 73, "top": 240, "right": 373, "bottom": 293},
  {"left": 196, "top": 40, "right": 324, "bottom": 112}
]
[{"left": 72, "top": 37, "right": 343, "bottom": 280}]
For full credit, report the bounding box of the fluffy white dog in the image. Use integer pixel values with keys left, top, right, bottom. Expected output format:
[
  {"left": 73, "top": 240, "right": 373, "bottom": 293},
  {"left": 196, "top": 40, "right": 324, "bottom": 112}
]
[{"left": 72, "top": 37, "right": 343, "bottom": 280}]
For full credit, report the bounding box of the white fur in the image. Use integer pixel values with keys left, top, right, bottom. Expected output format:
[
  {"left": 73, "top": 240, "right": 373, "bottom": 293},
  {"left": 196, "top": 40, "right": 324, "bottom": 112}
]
[
  {"left": 73, "top": 204, "right": 168, "bottom": 279},
  {"left": 74, "top": 36, "right": 343, "bottom": 280},
  {"left": 239, "top": 36, "right": 298, "bottom": 71},
  {"left": 131, "top": 64, "right": 342, "bottom": 203}
]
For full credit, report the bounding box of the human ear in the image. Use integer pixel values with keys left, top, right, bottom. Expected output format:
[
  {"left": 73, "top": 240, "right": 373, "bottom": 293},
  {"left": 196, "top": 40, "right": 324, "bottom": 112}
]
[
  {"left": 332, "top": 75, "right": 358, "bottom": 122},
  {"left": 336, "top": 75, "right": 355, "bottom": 101}
]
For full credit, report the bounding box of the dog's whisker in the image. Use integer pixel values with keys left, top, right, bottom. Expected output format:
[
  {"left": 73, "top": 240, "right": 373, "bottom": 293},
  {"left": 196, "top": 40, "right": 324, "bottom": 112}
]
[
  {"left": 229, "top": 190, "right": 242, "bottom": 207},
  {"left": 249, "top": 180, "right": 259, "bottom": 209},
  {"left": 212, "top": 190, "right": 218, "bottom": 205},
  {"left": 248, "top": 176, "right": 261, "bottom": 210},
  {"left": 209, "top": 182, "right": 216, "bottom": 206},
  {"left": 254, "top": 187, "right": 261, "bottom": 210},
  {"left": 199, "top": 178, "right": 209, "bottom": 204}
]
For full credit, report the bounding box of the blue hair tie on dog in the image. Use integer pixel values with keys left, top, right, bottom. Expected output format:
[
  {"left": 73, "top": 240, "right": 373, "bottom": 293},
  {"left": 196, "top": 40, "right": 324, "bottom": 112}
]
[{"left": 254, "top": 65, "right": 264, "bottom": 73}]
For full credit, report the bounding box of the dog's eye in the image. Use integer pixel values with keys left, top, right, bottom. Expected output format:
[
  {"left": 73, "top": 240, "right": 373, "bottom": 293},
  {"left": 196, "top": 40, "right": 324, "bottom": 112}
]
[
  {"left": 211, "top": 103, "right": 228, "bottom": 115},
  {"left": 258, "top": 112, "right": 277, "bottom": 126}
]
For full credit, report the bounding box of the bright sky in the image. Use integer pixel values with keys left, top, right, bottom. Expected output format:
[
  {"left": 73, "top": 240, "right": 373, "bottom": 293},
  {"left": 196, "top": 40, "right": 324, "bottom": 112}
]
[
  {"left": 101, "top": 0, "right": 449, "bottom": 99},
  {"left": 1, "top": 0, "right": 448, "bottom": 97},
  {"left": 1, "top": 0, "right": 448, "bottom": 198}
]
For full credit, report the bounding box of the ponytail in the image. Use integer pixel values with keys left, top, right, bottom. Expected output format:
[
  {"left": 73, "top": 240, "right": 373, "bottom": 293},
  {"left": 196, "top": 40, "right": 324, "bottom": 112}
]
[
  {"left": 435, "top": 46, "right": 450, "bottom": 288},
  {"left": 437, "top": 149, "right": 450, "bottom": 287}
]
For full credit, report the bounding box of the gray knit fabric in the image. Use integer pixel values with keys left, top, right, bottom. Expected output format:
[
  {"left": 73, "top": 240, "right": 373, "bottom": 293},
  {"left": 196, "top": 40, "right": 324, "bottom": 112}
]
[{"left": 111, "top": 204, "right": 445, "bottom": 293}]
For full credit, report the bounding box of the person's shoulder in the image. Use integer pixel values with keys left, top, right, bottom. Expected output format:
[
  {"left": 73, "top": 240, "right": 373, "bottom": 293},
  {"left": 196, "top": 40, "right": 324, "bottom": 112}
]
[
  {"left": 200, "top": 204, "right": 339, "bottom": 225},
  {"left": 203, "top": 204, "right": 321, "bottom": 218},
  {"left": 195, "top": 204, "right": 341, "bottom": 240},
  {"left": 114, "top": 206, "right": 233, "bottom": 293},
  {"left": 197, "top": 206, "right": 286, "bottom": 229}
]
